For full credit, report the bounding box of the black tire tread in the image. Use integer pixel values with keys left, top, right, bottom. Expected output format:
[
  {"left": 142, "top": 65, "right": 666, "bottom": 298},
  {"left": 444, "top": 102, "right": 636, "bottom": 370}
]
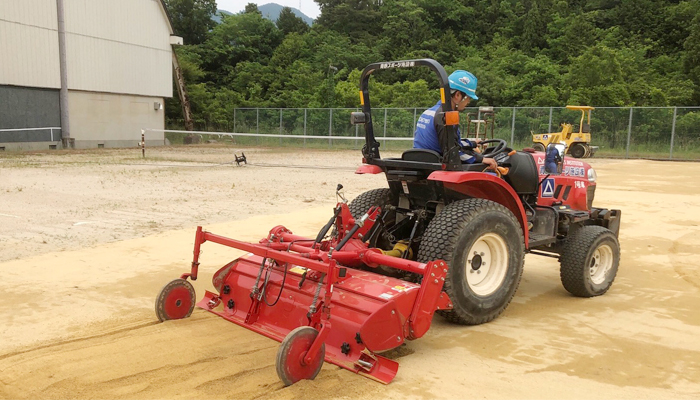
[
  {"left": 348, "top": 188, "right": 391, "bottom": 219},
  {"left": 570, "top": 143, "right": 586, "bottom": 158},
  {"left": 560, "top": 225, "right": 619, "bottom": 297},
  {"left": 417, "top": 198, "right": 524, "bottom": 325}
]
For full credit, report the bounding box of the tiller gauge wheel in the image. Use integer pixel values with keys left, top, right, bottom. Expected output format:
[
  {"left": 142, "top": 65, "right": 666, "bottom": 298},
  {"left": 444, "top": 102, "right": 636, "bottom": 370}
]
[
  {"left": 155, "top": 279, "right": 196, "bottom": 322},
  {"left": 276, "top": 326, "right": 325, "bottom": 386}
]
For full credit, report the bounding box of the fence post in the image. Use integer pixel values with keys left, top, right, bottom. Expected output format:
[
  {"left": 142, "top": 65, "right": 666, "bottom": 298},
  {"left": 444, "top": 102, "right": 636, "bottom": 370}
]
[
  {"left": 256, "top": 108, "right": 260, "bottom": 145},
  {"left": 50, "top": 128, "right": 54, "bottom": 142},
  {"left": 670, "top": 106, "right": 677, "bottom": 159},
  {"left": 304, "top": 108, "right": 307, "bottom": 148},
  {"left": 355, "top": 107, "right": 359, "bottom": 149},
  {"left": 511, "top": 107, "right": 516, "bottom": 144},
  {"left": 548, "top": 107, "right": 553, "bottom": 133},
  {"left": 328, "top": 108, "right": 333, "bottom": 148},
  {"left": 233, "top": 108, "right": 236, "bottom": 133},
  {"left": 383, "top": 108, "right": 388, "bottom": 149},
  {"left": 626, "top": 108, "right": 633, "bottom": 159},
  {"left": 279, "top": 108, "right": 283, "bottom": 145}
]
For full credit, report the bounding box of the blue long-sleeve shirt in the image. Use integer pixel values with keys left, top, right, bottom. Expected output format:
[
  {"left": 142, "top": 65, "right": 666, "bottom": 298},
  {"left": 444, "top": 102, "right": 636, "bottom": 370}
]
[{"left": 413, "top": 101, "right": 479, "bottom": 163}]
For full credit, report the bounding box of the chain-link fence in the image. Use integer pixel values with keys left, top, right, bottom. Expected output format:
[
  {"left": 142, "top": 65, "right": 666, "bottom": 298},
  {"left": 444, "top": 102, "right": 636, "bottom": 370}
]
[{"left": 166, "top": 106, "right": 700, "bottom": 160}]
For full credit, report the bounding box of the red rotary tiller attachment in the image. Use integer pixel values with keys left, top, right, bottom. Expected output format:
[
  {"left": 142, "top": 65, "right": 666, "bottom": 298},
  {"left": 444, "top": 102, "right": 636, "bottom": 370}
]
[{"left": 156, "top": 186, "right": 450, "bottom": 386}]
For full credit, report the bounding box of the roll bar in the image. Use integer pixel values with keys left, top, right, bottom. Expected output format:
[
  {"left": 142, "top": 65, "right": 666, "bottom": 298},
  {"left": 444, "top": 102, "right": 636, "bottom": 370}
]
[{"left": 355, "top": 59, "right": 462, "bottom": 170}]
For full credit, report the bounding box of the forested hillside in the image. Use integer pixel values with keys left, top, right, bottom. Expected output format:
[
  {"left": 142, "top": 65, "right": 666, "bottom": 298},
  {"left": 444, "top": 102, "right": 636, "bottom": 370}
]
[{"left": 164, "top": 0, "right": 700, "bottom": 126}]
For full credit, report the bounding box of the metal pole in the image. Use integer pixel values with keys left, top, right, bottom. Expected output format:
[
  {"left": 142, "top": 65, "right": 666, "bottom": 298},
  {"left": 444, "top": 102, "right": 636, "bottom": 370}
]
[
  {"left": 279, "top": 108, "right": 283, "bottom": 145},
  {"left": 626, "top": 108, "right": 633, "bottom": 159},
  {"left": 670, "top": 107, "right": 677, "bottom": 159},
  {"left": 56, "top": 0, "right": 71, "bottom": 148},
  {"left": 383, "top": 108, "right": 388, "bottom": 148},
  {"left": 355, "top": 108, "right": 359, "bottom": 149},
  {"left": 256, "top": 108, "right": 260, "bottom": 145},
  {"left": 50, "top": 128, "right": 54, "bottom": 142},
  {"left": 304, "top": 108, "right": 307, "bottom": 148},
  {"left": 548, "top": 107, "right": 553, "bottom": 133},
  {"left": 511, "top": 107, "right": 516, "bottom": 144},
  {"left": 328, "top": 108, "right": 333, "bottom": 148},
  {"left": 141, "top": 131, "right": 145, "bottom": 158},
  {"left": 233, "top": 108, "right": 236, "bottom": 133}
]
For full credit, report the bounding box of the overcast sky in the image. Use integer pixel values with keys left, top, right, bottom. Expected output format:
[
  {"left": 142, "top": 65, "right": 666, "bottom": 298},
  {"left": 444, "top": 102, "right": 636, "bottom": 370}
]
[{"left": 216, "top": 1, "right": 321, "bottom": 19}]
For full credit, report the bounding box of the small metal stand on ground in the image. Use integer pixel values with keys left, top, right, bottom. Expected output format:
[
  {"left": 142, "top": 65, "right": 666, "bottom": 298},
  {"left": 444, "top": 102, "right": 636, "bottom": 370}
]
[{"left": 234, "top": 152, "right": 247, "bottom": 166}]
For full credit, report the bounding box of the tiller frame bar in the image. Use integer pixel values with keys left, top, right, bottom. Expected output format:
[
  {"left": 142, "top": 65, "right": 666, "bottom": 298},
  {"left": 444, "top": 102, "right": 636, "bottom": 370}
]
[{"left": 180, "top": 202, "right": 450, "bottom": 384}]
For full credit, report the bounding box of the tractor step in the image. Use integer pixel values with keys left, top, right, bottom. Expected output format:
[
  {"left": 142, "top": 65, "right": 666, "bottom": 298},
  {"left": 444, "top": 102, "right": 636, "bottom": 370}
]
[{"left": 528, "top": 232, "right": 557, "bottom": 248}]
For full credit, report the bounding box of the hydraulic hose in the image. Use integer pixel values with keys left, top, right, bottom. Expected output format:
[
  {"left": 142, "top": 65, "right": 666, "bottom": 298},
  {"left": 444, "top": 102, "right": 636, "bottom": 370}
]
[
  {"left": 314, "top": 205, "right": 342, "bottom": 245},
  {"left": 335, "top": 213, "right": 369, "bottom": 252}
]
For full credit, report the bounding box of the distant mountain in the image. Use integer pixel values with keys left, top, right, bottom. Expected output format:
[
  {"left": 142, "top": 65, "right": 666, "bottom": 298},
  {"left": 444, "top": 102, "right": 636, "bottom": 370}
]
[
  {"left": 211, "top": 9, "right": 232, "bottom": 24},
  {"left": 213, "top": 4, "right": 313, "bottom": 26},
  {"left": 258, "top": 3, "right": 313, "bottom": 25}
]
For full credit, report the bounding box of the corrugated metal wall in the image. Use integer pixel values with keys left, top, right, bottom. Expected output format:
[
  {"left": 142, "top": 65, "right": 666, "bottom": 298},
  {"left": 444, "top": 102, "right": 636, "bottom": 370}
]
[
  {"left": 64, "top": 0, "right": 173, "bottom": 97},
  {"left": 68, "top": 91, "right": 164, "bottom": 147},
  {"left": 0, "top": 0, "right": 61, "bottom": 88},
  {"left": 0, "top": 0, "right": 172, "bottom": 97}
]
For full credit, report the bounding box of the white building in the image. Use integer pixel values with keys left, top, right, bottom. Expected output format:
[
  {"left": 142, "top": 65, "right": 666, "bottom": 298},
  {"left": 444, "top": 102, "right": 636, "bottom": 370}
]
[{"left": 0, "top": 0, "right": 181, "bottom": 150}]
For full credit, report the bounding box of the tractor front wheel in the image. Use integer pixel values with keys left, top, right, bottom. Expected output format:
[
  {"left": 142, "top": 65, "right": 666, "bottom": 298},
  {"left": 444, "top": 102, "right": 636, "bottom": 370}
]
[
  {"left": 560, "top": 226, "right": 619, "bottom": 297},
  {"left": 532, "top": 143, "right": 546, "bottom": 152},
  {"left": 418, "top": 199, "right": 524, "bottom": 325}
]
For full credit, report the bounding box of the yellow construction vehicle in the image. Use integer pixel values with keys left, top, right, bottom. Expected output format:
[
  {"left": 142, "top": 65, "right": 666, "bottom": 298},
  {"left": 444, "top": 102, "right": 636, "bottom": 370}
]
[{"left": 531, "top": 105, "right": 598, "bottom": 158}]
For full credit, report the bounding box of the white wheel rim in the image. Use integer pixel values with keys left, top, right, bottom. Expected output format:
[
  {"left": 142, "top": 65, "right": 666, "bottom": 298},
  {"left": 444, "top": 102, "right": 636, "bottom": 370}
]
[
  {"left": 465, "top": 233, "right": 509, "bottom": 296},
  {"left": 590, "top": 244, "right": 614, "bottom": 285}
]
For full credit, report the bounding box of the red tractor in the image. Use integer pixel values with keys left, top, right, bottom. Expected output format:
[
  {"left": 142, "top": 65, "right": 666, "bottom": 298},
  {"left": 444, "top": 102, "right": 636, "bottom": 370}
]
[{"left": 155, "top": 59, "right": 621, "bottom": 386}]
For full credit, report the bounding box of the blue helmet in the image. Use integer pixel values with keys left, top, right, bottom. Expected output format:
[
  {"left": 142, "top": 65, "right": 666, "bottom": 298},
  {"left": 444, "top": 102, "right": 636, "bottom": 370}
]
[{"left": 448, "top": 70, "right": 478, "bottom": 100}]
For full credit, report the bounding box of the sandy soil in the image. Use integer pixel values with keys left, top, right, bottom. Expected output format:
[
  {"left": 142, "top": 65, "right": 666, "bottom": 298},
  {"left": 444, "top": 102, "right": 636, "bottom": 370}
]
[{"left": 1, "top": 146, "right": 699, "bottom": 400}]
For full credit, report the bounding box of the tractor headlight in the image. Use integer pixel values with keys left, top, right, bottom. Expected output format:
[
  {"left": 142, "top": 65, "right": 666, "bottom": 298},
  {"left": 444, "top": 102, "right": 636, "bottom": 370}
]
[{"left": 587, "top": 168, "right": 597, "bottom": 183}]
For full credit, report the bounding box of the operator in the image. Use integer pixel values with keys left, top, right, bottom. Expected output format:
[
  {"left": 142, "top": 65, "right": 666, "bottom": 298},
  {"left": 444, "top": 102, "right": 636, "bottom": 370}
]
[
  {"left": 545, "top": 142, "right": 566, "bottom": 174},
  {"left": 413, "top": 70, "right": 497, "bottom": 170}
]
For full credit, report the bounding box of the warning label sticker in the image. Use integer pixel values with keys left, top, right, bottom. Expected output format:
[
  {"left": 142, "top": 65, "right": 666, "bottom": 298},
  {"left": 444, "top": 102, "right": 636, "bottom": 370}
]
[{"left": 541, "top": 178, "right": 555, "bottom": 198}]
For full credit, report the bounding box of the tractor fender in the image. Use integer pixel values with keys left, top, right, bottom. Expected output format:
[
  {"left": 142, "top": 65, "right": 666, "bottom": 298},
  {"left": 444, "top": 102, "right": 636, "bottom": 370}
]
[
  {"left": 428, "top": 171, "right": 529, "bottom": 247},
  {"left": 355, "top": 164, "right": 383, "bottom": 174}
]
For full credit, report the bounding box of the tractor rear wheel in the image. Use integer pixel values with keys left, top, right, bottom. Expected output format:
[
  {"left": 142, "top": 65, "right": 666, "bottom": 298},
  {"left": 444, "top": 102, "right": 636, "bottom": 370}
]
[
  {"left": 532, "top": 143, "right": 546, "bottom": 152},
  {"left": 560, "top": 226, "right": 619, "bottom": 297},
  {"left": 570, "top": 143, "right": 587, "bottom": 158},
  {"left": 417, "top": 199, "right": 524, "bottom": 325},
  {"left": 348, "top": 188, "right": 394, "bottom": 248},
  {"left": 348, "top": 188, "right": 392, "bottom": 219}
]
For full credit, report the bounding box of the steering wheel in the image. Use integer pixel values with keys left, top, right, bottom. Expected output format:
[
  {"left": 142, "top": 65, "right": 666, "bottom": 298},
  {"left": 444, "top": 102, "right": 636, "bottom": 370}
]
[{"left": 480, "top": 139, "right": 508, "bottom": 158}]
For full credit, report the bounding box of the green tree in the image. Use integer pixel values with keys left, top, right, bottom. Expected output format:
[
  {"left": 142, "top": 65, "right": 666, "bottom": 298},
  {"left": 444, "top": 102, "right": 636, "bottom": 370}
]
[
  {"left": 314, "top": 0, "right": 382, "bottom": 42},
  {"left": 564, "top": 45, "right": 631, "bottom": 106},
  {"left": 276, "top": 7, "right": 309, "bottom": 35},
  {"left": 520, "top": 0, "right": 550, "bottom": 53},
  {"left": 244, "top": 3, "right": 261, "bottom": 14},
  {"left": 200, "top": 11, "right": 283, "bottom": 85},
  {"left": 682, "top": 8, "right": 700, "bottom": 103},
  {"left": 163, "top": 0, "right": 217, "bottom": 45}
]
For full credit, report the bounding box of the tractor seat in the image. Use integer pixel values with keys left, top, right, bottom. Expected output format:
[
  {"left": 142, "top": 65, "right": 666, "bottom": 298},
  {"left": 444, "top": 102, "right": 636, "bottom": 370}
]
[
  {"left": 400, "top": 149, "right": 488, "bottom": 172},
  {"left": 402, "top": 148, "right": 441, "bottom": 163}
]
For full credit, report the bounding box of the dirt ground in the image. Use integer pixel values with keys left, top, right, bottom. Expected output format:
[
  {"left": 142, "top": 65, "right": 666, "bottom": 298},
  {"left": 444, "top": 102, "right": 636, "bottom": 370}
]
[{"left": 1, "top": 146, "right": 699, "bottom": 400}]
